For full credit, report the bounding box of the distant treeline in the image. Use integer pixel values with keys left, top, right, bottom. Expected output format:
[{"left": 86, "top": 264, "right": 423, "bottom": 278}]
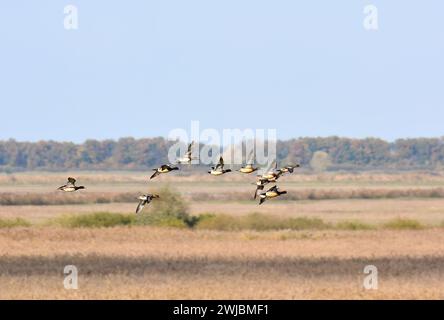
[{"left": 1, "top": 137, "right": 444, "bottom": 171}]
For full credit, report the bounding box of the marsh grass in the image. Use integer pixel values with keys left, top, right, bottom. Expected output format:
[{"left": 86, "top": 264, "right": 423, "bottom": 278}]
[
  {"left": 195, "top": 213, "right": 331, "bottom": 231},
  {"left": 51, "top": 212, "right": 136, "bottom": 228},
  {"left": 383, "top": 218, "right": 424, "bottom": 230},
  {"left": 0, "top": 217, "right": 31, "bottom": 228},
  {"left": 336, "top": 220, "right": 375, "bottom": 230},
  {"left": 2, "top": 188, "right": 444, "bottom": 206},
  {"left": 0, "top": 192, "right": 136, "bottom": 206}
]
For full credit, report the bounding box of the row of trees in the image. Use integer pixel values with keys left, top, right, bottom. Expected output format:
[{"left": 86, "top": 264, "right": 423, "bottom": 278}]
[{"left": 1, "top": 136, "right": 444, "bottom": 171}]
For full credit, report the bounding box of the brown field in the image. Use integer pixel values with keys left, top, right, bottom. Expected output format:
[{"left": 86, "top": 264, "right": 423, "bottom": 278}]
[{"left": 1, "top": 171, "right": 444, "bottom": 299}]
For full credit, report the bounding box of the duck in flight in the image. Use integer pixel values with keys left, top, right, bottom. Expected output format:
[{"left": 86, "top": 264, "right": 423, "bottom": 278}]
[
  {"left": 57, "top": 177, "right": 85, "bottom": 192},
  {"left": 150, "top": 164, "right": 179, "bottom": 179},
  {"left": 259, "top": 185, "right": 287, "bottom": 205},
  {"left": 135, "top": 193, "right": 160, "bottom": 214},
  {"left": 238, "top": 150, "right": 258, "bottom": 174},
  {"left": 253, "top": 178, "right": 270, "bottom": 199},
  {"left": 239, "top": 163, "right": 259, "bottom": 174},
  {"left": 258, "top": 160, "right": 284, "bottom": 182},
  {"left": 177, "top": 141, "right": 198, "bottom": 164},
  {"left": 208, "top": 156, "right": 232, "bottom": 176},
  {"left": 279, "top": 164, "right": 300, "bottom": 174}
]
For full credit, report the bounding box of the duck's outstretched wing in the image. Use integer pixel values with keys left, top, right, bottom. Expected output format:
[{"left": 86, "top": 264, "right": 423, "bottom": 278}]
[
  {"left": 136, "top": 199, "right": 147, "bottom": 214},
  {"left": 187, "top": 141, "right": 194, "bottom": 154},
  {"left": 259, "top": 197, "right": 266, "bottom": 205},
  {"left": 150, "top": 170, "right": 160, "bottom": 180},
  {"left": 215, "top": 156, "right": 224, "bottom": 170},
  {"left": 246, "top": 149, "right": 255, "bottom": 165},
  {"left": 267, "top": 185, "right": 278, "bottom": 193}
]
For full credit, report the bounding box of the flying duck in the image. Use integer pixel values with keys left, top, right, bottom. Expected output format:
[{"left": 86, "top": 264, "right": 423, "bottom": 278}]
[
  {"left": 177, "top": 141, "right": 197, "bottom": 164},
  {"left": 259, "top": 185, "right": 287, "bottom": 205},
  {"left": 150, "top": 164, "right": 179, "bottom": 179},
  {"left": 239, "top": 163, "right": 258, "bottom": 174},
  {"left": 253, "top": 178, "right": 270, "bottom": 199},
  {"left": 279, "top": 164, "right": 300, "bottom": 174},
  {"left": 57, "top": 177, "right": 85, "bottom": 192},
  {"left": 208, "top": 156, "right": 232, "bottom": 176},
  {"left": 239, "top": 150, "right": 258, "bottom": 174},
  {"left": 135, "top": 193, "right": 160, "bottom": 214},
  {"left": 258, "top": 160, "right": 282, "bottom": 181},
  {"left": 259, "top": 169, "right": 283, "bottom": 182}
]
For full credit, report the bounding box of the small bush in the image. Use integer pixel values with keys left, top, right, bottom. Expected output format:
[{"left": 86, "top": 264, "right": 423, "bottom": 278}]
[
  {"left": 383, "top": 218, "right": 424, "bottom": 230},
  {"left": 136, "top": 186, "right": 191, "bottom": 227},
  {"left": 0, "top": 217, "right": 31, "bottom": 228},
  {"left": 54, "top": 212, "right": 135, "bottom": 228},
  {"left": 336, "top": 220, "right": 374, "bottom": 230}
]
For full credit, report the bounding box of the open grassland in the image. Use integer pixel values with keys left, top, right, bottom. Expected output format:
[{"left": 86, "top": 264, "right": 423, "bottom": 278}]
[{"left": 1, "top": 171, "right": 444, "bottom": 299}]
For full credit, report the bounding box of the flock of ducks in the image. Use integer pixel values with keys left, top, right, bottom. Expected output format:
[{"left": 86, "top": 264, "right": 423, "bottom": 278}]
[{"left": 57, "top": 141, "right": 300, "bottom": 213}]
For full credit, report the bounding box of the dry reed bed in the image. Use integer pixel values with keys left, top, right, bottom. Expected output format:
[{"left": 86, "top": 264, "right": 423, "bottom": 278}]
[
  {"left": 2, "top": 275, "right": 442, "bottom": 299},
  {"left": 190, "top": 187, "right": 444, "bottom": 201},
  {"left": 1, "top": 227, "right": 444, "bottom": 258},
  {"left": 3, "top": 171, "right": 444, "bottom": 185},
  {"left": 0, "top": 227, "right": 444, "bottom": 299},
  {"left": 2, "top": 187, "right": 444, "bottom": 205},
  {"left": 0, "top": 192, "right": 137, "bottom": 205}
]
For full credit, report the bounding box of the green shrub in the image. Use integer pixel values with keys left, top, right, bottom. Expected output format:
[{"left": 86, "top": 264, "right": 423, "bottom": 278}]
[
  {"left": 0, "top": 217, "right": 31, "bottom": 228},
  {"left": 55, "top": 212, "right": 135, "bottom": 228},
  {"left": 135, "top": 186, "right": 191, "bottom": 227},
  {"left": 336, "top": 220, "right": 374, "bottom": 230},
  {"left": 195, "top": 213, "right": 330, "bottom": 231},
  {"left": 383, "top": 218, "right": 424, "bottom": 230}
]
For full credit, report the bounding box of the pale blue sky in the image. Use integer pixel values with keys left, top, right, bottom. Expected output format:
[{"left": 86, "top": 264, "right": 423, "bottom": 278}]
[{"left": 0, "top": 1, "right": 443, "bottom": 142}]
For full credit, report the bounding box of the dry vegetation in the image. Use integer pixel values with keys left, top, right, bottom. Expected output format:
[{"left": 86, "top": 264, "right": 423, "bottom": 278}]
[
  {"left": 1, "top": 171, "right": 444, "bottom": 299},
  {"left": 1, "top": 227, "right": 444, "bottom": 299}
]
